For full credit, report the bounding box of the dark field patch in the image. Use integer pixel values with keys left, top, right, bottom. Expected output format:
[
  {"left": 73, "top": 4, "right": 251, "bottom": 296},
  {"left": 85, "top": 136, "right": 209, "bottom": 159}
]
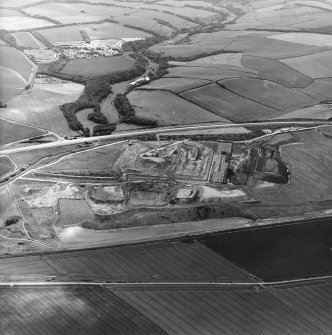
[
  {"left": 199, "top": 217, "right": 332, "bottom": 281},
  {"left": 221, "top": 78, "right": 317, "bottom": 112},
  {"left": 0, "top": 286, "right": 167, "bottom": 335},
  {"left": 165, "top": 66, "right": 256, "bottom": 80},
  {"left": 0, "top": 119, "right": 45, "bottom": 145},
  {"left": 241, "top": 55, "right": 312, "bottom": 88},
  {"left": 117, "top": 286, "right": 325, "bottom": 335},
  {"left": 0, "top": 156, "right": 15, "bottom": 178},
  {"left": 60, "top": 56, "right": 136, "bottom": 78},
  {"left": 225, "top": 35, "right": 328, "bottom": 59},
  {"left": 180, "top": 83, "right": 281, "bottom": 122}
]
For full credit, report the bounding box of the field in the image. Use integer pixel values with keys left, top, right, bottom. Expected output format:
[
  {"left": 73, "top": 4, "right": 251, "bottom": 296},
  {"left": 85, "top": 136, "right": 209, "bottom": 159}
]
[
  {"left": 37, "top": 26, "right": 84, "bottom": 43},
  {"left": 169, "top": 53, "right": 247, "bottom": 68},
  {"left": 0, "top": 185, "right": 21, "bottom": 222},
  {"left": 180, "top": 83, "right": 282, "bottom": 122},
  {"left": 164, "top": 66, "right": 256, "bottom": 80},
  {"left": 116, "top": 287, "right": 323, "bottom": 335},
  {"left": 1, "top": 77, "right": 84, "bottom": 137},
  {"left": 268, "top": 32, "right": 332, "bottom": 47},
  {"left": 0, "top": 240, "right": 254, "bottom": 282},
  {"left": 0, "top": 47, "right": 33, "bottom": 82},
  {"left": 0, "top": 67, "right": 26, "bottom": 102},
  {"left": 12, "top": 32, "right": 41, "bottom": 49},
  {"left": 272, "top": 104, "right": 332, "bottom": 120},
  {"left": 299, "top": 78, "right": 332, "bottom": 102},
  {"left": 0, "top": 119, "right": 45, "bottom": 146},
  {"left": 149, "top": 30, "right": 326, "bottom": 60},
  {"left": 128, "top": 90, "right": 229, "bottom": 125},
  {"left": 280, "top": 49, "right": 332, "bottom": 78},
  {"left": 0, "top": 17, "right": 54, "bottom": 31},
  {"left": 82, "top": 22, "right": 152, "bottom": 40},
  {"left": 0, "top": 286, "right": 167, "bottom": 335},
  {"left": 40, "top": 142, "right": 125, "bottom": 173},
  {"left": 139, "top": 77, "right": 211, "bottom": 93},
  {"left": 0, "top": 156, "right": 16, "bottom": 178},
  {"left": 199, "top": 217, "right": 332, "bottom": 281},
  {"left": 221, "top": 78, "right": 318, "bottom": 112},
  {"left": 58, "top": 199, "right": 94, "bottom": 226},
  {"left": 241, "top": 55, "right": 312, "bottom": 88},
  {"left": 60, "top": 56, "right": 136, "bottom": 78},
  {"left": 25, "top": 3, "right": 114, "bottom": 24}
]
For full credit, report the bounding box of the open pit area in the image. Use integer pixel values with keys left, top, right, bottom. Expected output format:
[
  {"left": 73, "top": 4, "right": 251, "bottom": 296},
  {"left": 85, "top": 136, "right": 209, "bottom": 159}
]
[{"left": 1, "top": 1, "right": 332, "bottom": 333}]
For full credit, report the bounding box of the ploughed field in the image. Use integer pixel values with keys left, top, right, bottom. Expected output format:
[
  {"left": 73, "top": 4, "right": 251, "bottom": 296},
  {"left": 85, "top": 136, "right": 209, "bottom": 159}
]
[{"left": 199, "top": 217, "right": 332, "bottom": 281}]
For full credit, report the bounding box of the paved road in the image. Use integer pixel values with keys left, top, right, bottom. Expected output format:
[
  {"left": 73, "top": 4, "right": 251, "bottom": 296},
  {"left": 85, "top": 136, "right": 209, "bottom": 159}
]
[
  {"left": 0, "top": 120, "right": 330, "bottom": 155},
  {"left": 1, "top": 274, "right": 332, "bottom": 288}
]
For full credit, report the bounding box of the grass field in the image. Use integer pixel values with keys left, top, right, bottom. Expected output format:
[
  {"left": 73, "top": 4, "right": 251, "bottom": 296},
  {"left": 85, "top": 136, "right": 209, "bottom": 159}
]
[
  {"left": 0, "top": 119, "right": 45, "bottom": 146},
  {"left": 0, "top": 67, "right": 26, "bottom": 102},
  {"left": 0, "top": 17, "right": 54, "bottom": 31},
  {"left": 169, "top": 53, "right": 247, "bottom": 68},
  {"left": 58, "top": 199, "right": 94, "bottom": 226},
  {"left": 150, "top": 30, "right": 326, "bottom": 59},
  {"left": 2, "top": 77, "right": 84, "bottom": 137},
  {"left": 241, "top": 55, "right": 312, "bottom": 88},
  {"left": 1, "top": 286, "right": 167, "bottom": 335},
  {"left": 272, "top": 104, "right": 332, "bottom": 120},
  {"left": 165, "top": 66, "right": 256, "bottom": 80},
  {"left": 12, "top": 32, "right": 41, "bottom": 49},
  {"left": 149, "top": 30, "right": 256, "bottom": 58},
  {"left": 180, "top": 83, "right": 281, "bottom": 122},
  {"left": 0, "top": 0, "right": 41, "bottom": 6},
  {"left": 199, "top": 217, "right": 332, "bottom": 281},
  {"left": 60, "top": 56, "right": 136, "bottom": 78},
  {"left": 299, "top": 78, "right": 332, "bottom": 102},
  {"left": 0, "top": 47, "right": 32, "bottom": 82},
  {"left": 117, "top": 287, "right": 322, "bottom": 335},
  {"left": 280, "top": 49, "right": 332, "bottom": 78},
  {"left": 128, "top": 90, "right": 230, "bottom": 125},
  {"left": 83, "top": 21, "right": 152, "bottom": 40},
  {"left": 41, "top": 142, "right": 125, "bottom": 173},
  {"left": 37, "top": 26, "right": 84, "bottom": 43},
  {"left": 221, "top": 78, "right": 318, "bottom": 112},
  {"left": 0, "top": 156, "right": 16, "bottom": 178},
  {"left": 268, "top": 32, "right": 332, "bottom": 47},
  {"left": 138, "top": 77, "right": 211, "bottom": 93},
  {"left": 0, "top": 185, "right": 21, "bottom": 222},
  {"left": 25, "top": 3, "right": 114, "bottom": 24}
]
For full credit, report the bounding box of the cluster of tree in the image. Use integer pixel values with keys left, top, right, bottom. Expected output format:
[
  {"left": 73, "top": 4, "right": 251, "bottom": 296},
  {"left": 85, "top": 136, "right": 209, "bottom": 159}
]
[
  {"left": 29, "top": 30, "right": 54, "bottom": 49},
  {"left": 60, "top": 79, "right": 113, "bottom": 133},
  {"left": 79, "top": 30, "right": 91, "bottom": 43},
  {"left": 122, "top": 35, "right": 166, "bottom": 53},
  {"left": 38, "top": 54, "right": 67, "bottom": 76},
  {"left": 93, "top": 123, "right": 117, "bottom": 136},
  {"left": 17, "top": 8, "right": 61, "bottom": 25},
  {"left": 158, "top": 131, "right": 265, "bottom": 142},
  {"left": 0, "top": 30, "right": 19, "bottom": 48},
  {"left": 184, "top": 4, "right": 228, "bottom": 18},
  {"left": 154, "top": 18, "right": 178, "bottom": 32},
  {"left": 161, "top": 10, "right": 203, "bottom": 25},
  {"left": 114, "top": 94, "right": 157, "bottom": 127},
  {"left": 4, "top": 217, "right": 20, "bottom": 227}
]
